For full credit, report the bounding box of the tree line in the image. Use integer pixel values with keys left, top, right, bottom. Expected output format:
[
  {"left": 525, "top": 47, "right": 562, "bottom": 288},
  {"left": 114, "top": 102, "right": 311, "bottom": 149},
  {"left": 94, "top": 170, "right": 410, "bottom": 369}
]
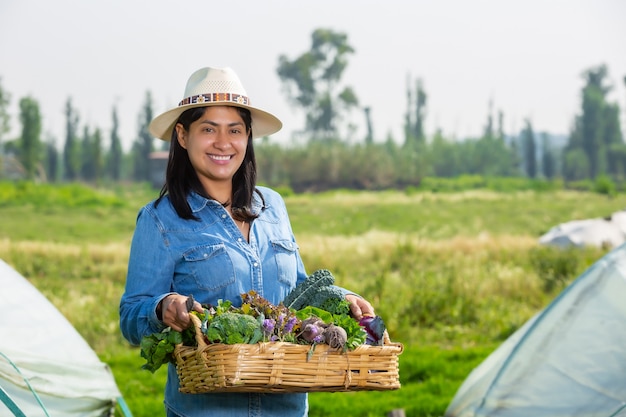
[{"left": 0, "top": 29, "right": 624, "bottom": 192}]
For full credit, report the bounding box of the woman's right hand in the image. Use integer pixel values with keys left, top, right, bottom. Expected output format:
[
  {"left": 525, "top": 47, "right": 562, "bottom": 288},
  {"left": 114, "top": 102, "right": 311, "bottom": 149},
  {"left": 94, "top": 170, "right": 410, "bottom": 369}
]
[{"left": 158, "top": 294, "right": 203, "bottom": 332}]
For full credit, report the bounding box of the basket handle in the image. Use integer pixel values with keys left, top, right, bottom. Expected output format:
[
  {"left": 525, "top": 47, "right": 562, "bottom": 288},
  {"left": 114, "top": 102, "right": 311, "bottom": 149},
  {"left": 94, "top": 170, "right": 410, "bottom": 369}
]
[
  {"left": 382, "top": 330, "right": 404, "bottom": 352},
  {"left": 188, "top": 313, "right": 208, "bottom": 349}
]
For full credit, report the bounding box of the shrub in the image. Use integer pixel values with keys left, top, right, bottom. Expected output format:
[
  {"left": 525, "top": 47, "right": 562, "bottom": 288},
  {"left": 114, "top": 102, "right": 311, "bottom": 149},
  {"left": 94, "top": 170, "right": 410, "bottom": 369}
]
[
  {"left": 528, "top": 245, "right": 606, "bottom": 293},
  {"left": 594, "top": 175, "right": 616, "bottom": 197}
]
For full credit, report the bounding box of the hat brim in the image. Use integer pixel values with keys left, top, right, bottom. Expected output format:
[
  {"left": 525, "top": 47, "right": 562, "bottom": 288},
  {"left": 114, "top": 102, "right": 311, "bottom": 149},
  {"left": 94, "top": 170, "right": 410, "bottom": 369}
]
[{"left": 149, "top": 102, "right": 283, "bottom": 141}]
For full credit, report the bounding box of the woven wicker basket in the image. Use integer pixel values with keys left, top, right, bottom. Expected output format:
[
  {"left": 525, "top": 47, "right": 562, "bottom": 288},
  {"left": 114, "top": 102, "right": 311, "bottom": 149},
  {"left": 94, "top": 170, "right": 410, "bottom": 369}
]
[{"left": 173, "top": 314, "right": 403, "bottom": 393}]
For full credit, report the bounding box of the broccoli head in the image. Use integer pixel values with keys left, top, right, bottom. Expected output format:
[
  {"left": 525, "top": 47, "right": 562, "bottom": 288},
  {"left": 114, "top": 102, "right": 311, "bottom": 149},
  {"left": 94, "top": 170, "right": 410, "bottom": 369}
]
[{"left": 206, "top": 312, "right": 262, "bottom": 344}]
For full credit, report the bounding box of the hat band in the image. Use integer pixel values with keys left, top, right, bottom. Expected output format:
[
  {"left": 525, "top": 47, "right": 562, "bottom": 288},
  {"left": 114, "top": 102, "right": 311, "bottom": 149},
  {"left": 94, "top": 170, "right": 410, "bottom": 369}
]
[{"left": 178, "top": 93, "right": 250, "bottom": 107}]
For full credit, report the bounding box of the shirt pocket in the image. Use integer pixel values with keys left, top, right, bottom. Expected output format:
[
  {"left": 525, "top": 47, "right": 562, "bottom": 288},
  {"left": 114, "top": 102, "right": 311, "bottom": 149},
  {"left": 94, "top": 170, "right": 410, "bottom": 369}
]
[
  {"left": 270, "top": 239, "right": 298, "bottom": 287},
  {"left": 181, "top": 244, "right": 236, "bottom": 292}
]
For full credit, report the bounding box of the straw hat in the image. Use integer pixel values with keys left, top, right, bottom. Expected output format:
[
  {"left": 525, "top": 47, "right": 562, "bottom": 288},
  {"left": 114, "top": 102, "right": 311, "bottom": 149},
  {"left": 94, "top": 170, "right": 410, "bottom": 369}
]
[{"left": 149, "top": 67, "right": 283, "bottom": 141}]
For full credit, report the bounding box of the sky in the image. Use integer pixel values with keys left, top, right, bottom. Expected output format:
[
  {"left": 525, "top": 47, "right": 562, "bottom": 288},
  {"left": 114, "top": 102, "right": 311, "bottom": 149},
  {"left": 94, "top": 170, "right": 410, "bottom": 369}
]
[{"left": 1, "top": 0, "right": 625, "bottom": 151}]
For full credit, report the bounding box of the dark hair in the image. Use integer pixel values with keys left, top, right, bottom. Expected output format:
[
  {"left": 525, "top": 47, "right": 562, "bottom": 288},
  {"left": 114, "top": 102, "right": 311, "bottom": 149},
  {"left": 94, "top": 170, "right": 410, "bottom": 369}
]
[{"left": 154, "top": 106, "right": 261, "bottom": 221}]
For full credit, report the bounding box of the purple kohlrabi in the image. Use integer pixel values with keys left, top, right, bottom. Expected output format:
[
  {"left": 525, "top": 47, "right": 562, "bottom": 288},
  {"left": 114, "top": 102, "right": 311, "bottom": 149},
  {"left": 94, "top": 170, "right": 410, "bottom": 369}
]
[{"left": 300, "top": 317, "right": 326, "bottom": 344}]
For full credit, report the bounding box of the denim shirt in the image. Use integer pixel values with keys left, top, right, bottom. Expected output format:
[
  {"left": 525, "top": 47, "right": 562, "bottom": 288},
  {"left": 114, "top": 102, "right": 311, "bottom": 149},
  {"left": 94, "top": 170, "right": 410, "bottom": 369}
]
[{"left": 119, "top": 186, "right": 310, "bottom": 417}]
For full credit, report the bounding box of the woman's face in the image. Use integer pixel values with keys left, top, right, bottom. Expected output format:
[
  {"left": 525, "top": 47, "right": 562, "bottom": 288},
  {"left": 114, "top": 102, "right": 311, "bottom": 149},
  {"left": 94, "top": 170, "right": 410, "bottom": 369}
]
[{"left": 175, "top": 106, "right": 249, "bottom": 187}]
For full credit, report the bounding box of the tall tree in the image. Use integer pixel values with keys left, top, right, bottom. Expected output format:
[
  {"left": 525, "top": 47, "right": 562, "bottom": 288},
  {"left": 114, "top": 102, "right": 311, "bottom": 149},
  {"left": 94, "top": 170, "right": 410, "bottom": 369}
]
[
  {"left": 81, "top": 126, "right": 104, "bottom": 183},
  {"left": 563, "top": 147, "right": 590, "bottom": 180},
  {"left": 133, "top": 91, "right": 154, "bottom": 182},
  {"left": 92, "top": 127, "right": 103, "bottom": 182},
  {"left": 606, "top": 141, "right": 626, "bottom": 181},
  {"left": 602, "top": 103, "right": 623, "bottom": 178},
  {"left": 413, "top": 79, "right": 427, "bottom": 145},
  {"left": 541, "top": 133, "right": 557, "bottom": 179},
  {"left": 403, "top": 74, "right": 412, "bottom": 146},
  {"left": 0, "top": 78, "right": 10, "bottom": 153},
  {"left": 564, "top": 64, "right": 622, "bottom": 180},
  {"left": 429, "top": 129, "right": 459, "bottom": 177},
  {"left": 0, "top": 78, "right": 10, "bottom": 177},
  {"left": 108, "top": 106, "right": 123, "bottom": 181},
  {"left": 497, "top": 110, "right": 505, "bottom": 142},
  {"left": 460, "top": 134, "right": 519, "bottom": 176},
  {"left": 80, "top": 126, "right": 94, "bottom": 181},
  {"left": 363, "top": 107, "right": 373, "bottom": 145},
  {"left": 63, "top": 98, "right": 81, "bottom": 181},
  {"left": 18, "top": 96, "right": 42, "bottom": 180},
  {"left": 277, "top": 28, "right": 358, "bottom": 138},
  {"left": 404, "top": 76, "right": 427, "bottom": 148},
  {"left": 44, "top": 134, "right": 59, "bottom": 182},
  {"left": 401, "top": 75, "right": 429, "bottom": 183},
  {"left": 483, "top": 98, "right": 494, "bottom": 139},
  {"left": 521, "top": 119, "right": 537, "bottom": 178}
]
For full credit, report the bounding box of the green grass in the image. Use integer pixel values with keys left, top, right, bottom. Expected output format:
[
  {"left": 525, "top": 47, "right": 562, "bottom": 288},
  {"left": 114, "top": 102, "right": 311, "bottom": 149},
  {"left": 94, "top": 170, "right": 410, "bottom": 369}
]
[
  {"left": 3, "top": 182, "right": 624, "bottom": 244},
  {"left": 0, "top": 181, "right": 621, "bottom": 416},
  {"left": 101, "top": 348, "right": 169, "bottom": 417},
  {"left": 0, "top": 182, "right": 152, "bottom": 243},
  {"left": 286, "top": 189, "right": 625, "bottom": 238},
  {"left": 309, "top": 344, "right": 495, "bottom": 417}
]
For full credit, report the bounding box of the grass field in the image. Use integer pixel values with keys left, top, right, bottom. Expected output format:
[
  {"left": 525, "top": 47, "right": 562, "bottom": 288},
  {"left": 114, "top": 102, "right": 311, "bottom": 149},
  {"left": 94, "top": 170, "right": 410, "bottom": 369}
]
[{"left": 0, "top": 181, "right": 620, "bottom": 416}]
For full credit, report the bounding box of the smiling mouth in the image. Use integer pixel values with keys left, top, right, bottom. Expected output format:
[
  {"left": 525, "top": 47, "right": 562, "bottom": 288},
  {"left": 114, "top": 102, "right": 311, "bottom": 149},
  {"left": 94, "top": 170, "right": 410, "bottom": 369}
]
[{"left": 209, "top": 154, "right": 232, "bottom": 161}]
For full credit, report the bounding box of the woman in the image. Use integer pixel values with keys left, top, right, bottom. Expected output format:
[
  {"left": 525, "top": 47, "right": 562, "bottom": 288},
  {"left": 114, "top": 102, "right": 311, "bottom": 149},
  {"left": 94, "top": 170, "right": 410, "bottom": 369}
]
[{"left": 119, "top": 67, "right": 374, "bottom": 417}]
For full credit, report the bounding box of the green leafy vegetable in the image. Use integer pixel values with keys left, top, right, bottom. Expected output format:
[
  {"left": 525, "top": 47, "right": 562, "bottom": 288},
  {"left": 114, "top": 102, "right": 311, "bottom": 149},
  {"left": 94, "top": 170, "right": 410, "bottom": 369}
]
[
  {"left": 306, "top": 285, "right": 347, "bottom": 310},
  {"left": 205, "top": 312, "right": 262, "bottom": 344},
  {"left": 212, "top": 299, "right": 232, "bottom": 315},
  {"left": 283, "top": 269, "right": 335, "bottom": 310},
  {"left": 140, "top": 286, "right": 377, "bottom": 372},
  {"left": 295, "top": 306, "right": 333, "bottom": 323},
  {"left": 332, "top": 313, "right": 367, "bottom": 351},
  {"left": 140, "top": 311, "right": 204, "bottom": 373},
  {"left": 319, "top": 297, "right": 351, "bottom": 316},
  {"left": 140, "top": 328, "right": 182, "bottom": 373}
]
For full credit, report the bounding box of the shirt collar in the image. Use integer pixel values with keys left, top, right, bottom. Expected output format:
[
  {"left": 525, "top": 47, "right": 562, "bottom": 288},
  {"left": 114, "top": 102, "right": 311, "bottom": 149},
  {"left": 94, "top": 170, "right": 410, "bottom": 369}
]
[{"left": 186, "top": 189, "right": 270, "bottom": 215}]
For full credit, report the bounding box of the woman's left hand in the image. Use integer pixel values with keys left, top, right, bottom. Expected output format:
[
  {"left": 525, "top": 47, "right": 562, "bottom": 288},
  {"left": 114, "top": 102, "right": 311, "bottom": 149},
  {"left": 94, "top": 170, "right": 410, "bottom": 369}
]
[{"left": 345, "top": 294, "right": 375, "bottom": 320}]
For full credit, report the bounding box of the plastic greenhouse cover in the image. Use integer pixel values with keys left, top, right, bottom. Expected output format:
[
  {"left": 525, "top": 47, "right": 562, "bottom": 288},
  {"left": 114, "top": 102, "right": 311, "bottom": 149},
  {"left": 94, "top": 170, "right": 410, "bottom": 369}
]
[
  {"left": 445, "top": 243, "right": 626, "bottom": 417},
  {"left": 0, "top": 259, "right": 122, "bottom": 417}
]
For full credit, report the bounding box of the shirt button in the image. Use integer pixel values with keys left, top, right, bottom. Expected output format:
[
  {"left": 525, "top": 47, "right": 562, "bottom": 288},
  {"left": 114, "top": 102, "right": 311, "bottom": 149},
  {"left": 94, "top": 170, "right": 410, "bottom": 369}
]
[
  {"left": 203, "top": 253, "right": 208, "bottom": 258},
  {"left": 221, "top": 214, "right": 227, "bottom": 219},
  {"left": 238, "top": 238, "right": 242, "bottom": 242},
  {"left": 253, "top": 262, "right": 258, "bottom": 267}
]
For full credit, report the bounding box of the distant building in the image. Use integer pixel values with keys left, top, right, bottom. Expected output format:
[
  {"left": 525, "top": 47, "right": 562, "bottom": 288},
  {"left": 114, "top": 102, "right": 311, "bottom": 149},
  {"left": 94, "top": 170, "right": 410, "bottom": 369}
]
[{"left": 148, "top": 151, "right": 168, "bottom": 189}]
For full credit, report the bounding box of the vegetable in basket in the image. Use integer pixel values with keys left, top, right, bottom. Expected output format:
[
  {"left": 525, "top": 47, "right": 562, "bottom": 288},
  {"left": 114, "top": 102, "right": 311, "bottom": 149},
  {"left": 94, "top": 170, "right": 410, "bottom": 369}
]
[
  {"left": 139, "top": 288, "right": 374, "bottom": 372},
  {"left": 284, "top": 269, "right": 388, "bottom": 346},
  {"left": 283, "top": 268, "right": 336, "bottom": 310},
  {"left": 205, "top": 312, "right": 263, "bottom": 344}
]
